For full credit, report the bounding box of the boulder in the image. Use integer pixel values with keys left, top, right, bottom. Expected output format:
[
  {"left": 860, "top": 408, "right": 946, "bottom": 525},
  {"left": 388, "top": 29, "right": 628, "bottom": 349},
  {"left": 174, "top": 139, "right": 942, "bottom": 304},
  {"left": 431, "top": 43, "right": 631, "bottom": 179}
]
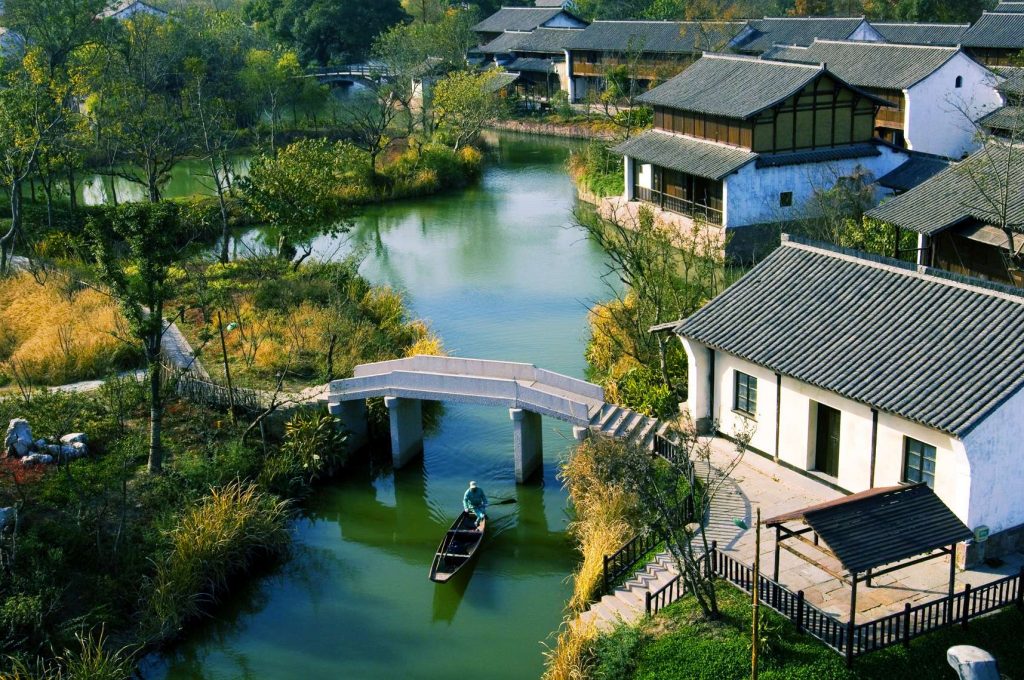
[
  {"left": 60, "top": 433, "right": 88, "bottom": 445},
  {"left": 4, "top": 419, "right": 33, "bottom": 457},
  {"left": 0, "top": 507, "right": 14, "bottom": 532},
  {"left": 21, "top": 453, "right": 53, "bottom": 466}
]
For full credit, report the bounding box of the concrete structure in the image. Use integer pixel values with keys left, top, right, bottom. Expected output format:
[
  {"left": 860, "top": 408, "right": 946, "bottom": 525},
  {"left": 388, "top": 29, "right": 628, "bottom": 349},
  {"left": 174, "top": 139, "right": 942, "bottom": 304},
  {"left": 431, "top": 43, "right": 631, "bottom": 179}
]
[
  {"left": 671, "top": 236, "right": 1024, "bottom": 562},
  {"left": 329, "top": 355, "right": 672, "bottom": 483}
]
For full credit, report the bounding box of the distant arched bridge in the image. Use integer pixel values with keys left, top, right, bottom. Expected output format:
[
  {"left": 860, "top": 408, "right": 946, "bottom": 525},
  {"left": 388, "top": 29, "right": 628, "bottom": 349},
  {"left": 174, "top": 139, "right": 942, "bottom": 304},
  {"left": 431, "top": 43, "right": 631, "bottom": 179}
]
[
  {"left": 302, "top": 64, "right": 394, "bottom": 87},
  {"left": 328, "top": 356, "right": 671, "bottom": 483}
]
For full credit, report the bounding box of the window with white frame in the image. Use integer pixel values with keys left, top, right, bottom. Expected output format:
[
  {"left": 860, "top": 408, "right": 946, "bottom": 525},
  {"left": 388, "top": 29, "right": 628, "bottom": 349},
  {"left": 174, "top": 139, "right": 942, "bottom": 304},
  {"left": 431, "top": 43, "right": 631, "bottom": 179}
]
[{"left": 903, "top": 437, "right": 936, "bottom": 488}]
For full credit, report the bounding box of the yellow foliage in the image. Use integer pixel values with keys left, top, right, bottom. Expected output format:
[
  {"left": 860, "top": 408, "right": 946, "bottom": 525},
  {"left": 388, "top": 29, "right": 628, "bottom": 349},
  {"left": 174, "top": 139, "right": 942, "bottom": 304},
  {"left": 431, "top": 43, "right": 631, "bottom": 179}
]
[
  {"left": 0, "top": 273, "right": 139, "bottom": 385},
  {"left": 543, "top": 621, "right": 598, "bottom": 680}
]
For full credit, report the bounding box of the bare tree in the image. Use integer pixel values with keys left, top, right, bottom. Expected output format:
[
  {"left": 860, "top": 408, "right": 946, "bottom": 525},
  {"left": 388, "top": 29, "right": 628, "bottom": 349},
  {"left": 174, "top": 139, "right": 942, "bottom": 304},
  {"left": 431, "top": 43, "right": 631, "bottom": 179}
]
[{"left": 343, "top": 86, "right": 401, "bottom": 178}]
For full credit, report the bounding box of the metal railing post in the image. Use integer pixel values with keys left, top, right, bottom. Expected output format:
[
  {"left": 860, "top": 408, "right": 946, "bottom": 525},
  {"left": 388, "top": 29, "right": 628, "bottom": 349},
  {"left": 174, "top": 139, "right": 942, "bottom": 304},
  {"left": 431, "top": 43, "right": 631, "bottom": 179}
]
[
  {"left": 602, "top": 554, "right": 609, "bottom": 596},
  {"left": 645, "top": 590, "right": 652, "bottom": 615},
  {"left": 796, "top": 591, "right": 805, "bottom": 634},
  {"left": 962, "top": 583, "right": 972, "bottom": 629},
  {"left": 902, "top": 602, "right": 911, "bottom": 647}
]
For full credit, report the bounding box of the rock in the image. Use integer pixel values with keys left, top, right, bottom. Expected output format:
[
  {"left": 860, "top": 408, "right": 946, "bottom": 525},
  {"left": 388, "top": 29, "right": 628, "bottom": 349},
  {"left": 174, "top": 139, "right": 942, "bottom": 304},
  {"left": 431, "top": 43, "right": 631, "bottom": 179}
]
[
  {"left": 0, "top": 507, "right": 14, "bottom": 532},
  {"left": 948, "top": 646, "right": 1000, "bottom": 680},
  {"left": 4, "top": 419, "right": 33, "bottom": 457},
  {"left": 21, "top": 453, "right": 53, "bottom": 466},
  {"left": 60, "top": 433, "right": 87, "bottom": 445}
]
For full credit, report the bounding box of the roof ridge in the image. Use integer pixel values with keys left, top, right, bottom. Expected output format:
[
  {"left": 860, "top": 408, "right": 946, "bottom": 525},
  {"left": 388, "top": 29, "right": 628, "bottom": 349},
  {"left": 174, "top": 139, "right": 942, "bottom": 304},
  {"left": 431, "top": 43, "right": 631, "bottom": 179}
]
[
  {"left": 871, "top": 21, "right": 970, "bottom": 27},
  {"left": 705, "top": 51, "right": 823, "bottom": 70},
  {"left": 591, "top": 19, "right": 744, "bottom": 24},
  {"left": 781, "top": 234, "right": 1024, "bottom": 304},
  {"left": 810, "top": 37, "right": 957, "bottom": 51},
  {"left": 759, "top": 15, "right": 866, "bottom": 21}
]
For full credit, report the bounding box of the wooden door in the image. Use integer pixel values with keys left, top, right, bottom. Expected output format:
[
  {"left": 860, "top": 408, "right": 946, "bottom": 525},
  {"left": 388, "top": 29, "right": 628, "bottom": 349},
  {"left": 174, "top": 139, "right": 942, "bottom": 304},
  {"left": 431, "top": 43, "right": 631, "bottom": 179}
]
[{"left": 814, "top": 404, "right": 841, "bottom": 477}]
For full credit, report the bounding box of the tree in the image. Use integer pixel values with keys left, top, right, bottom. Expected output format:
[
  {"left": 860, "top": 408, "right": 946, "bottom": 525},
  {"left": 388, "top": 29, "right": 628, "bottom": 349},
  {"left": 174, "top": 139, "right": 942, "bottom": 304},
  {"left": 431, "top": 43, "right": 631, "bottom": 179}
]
[
  {"left": 343, "top": 87, "right": 400, "bottom": 176},
  {"left": 0, "top": 59, "right": 63, "bottom": 273},
  {"left": 4, "top": 0, "right": 109, "bottom": 75},
  {"left": 431, "top": 69, "right": 508, "bottom": 150},
  {"left": 240, "top": 48, "right": 305, "bottom": 153},
  {"left": 87, "top": 203, "right": 192, "bottom": 474},
  {"left": 246, "top": 0, "right": 408, "bottom": 66},
  {"left": 581, "top": 416, "right": 752, "bottom": 621},
  {"left": 238, "top": 139, "right": 358, "bottom": 262},
  {"left": 577, "top": 204, "right": 728, "bottom": 416}
]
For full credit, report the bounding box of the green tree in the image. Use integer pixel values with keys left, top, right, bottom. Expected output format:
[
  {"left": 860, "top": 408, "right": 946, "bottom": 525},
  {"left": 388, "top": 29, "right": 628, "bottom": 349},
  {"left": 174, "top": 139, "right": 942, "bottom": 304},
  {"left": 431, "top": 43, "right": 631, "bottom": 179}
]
[
  {"left": 431, "top": 69, "right": 508, "bottom": 150},
  {"left": 240, "top": 48, "right": 305, "bottom": 153},
  {"left": 0, "top": 60, "right": 62, "bottom": 273},
  {"left": 245, "top": 0, "right": 408, "bottom": 66},
  {"left": 4, "top": 0, "right": 108, "bottom": 74},
  {"left": 87, "top": 203, "right": 191, "bottom": 474},
  {"left": 239, "top": 139, "right": 358, "bottom": 261}
]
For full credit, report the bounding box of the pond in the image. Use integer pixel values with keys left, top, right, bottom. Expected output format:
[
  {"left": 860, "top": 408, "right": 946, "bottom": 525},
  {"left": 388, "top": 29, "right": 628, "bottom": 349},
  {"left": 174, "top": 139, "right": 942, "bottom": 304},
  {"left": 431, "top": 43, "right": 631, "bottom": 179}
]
[{"left": 140, "top": 132, "right": 613, "bottom": 680}]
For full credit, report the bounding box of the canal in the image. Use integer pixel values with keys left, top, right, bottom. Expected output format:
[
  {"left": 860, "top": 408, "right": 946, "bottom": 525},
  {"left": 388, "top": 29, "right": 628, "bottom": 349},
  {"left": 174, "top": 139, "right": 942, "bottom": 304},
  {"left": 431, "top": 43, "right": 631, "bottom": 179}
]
[{"left": 138, "top": 132, "right": 614, "bottom": 679}]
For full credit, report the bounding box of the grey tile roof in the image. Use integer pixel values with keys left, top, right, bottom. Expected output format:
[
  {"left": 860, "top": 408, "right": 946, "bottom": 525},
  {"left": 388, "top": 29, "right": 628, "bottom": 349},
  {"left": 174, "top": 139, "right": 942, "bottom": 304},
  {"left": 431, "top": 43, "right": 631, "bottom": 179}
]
[
  {"left": 980, "top": 105, "right": 1024, "bottom": 132},
  {"left": 483, "top": 72, "right": 520, "bottom": 93},
  {"left": 731, "top": 16, "right": 868, "bottom": 53},
  {"left": 473, "top": 7, "right": 576, "bottom": 34},
  {"left": 636, "top": 53, "right": 824, "bottom": 118},
  {"left": 867, "top": 142, "right": 1024, "bottom": 234},
  {"left": 876, "top": 154, "right": 950, "bottom": 192},
  {"left": 764, "top": 40, "right": 961, "bottom": 90},
  {"left": 962, "top": 11, "right": 1024, "bottom": 49},
  {"left": 995, "top": 1, "right": 1024, "bottom": 12},
  {"left": 566, "top": 20, "right": 745, "bottom": 54},
  {"left": 995, "top": 66, "right": 1024, "bottom": 96},
  {"left": 613, "top": 129, "right": 757, "bottom": 180},
  {"left": 480, "top": 28, "right": 581, "bottom": 54},
  {"left": 507, "top": 57, "right": 558, "bottom": 73},
  {"left": 675, "top": 235, "right": 1024, "bottom": 436},
  {"left": 754, "top": 143, "right": 881, "bottom": 168},
  {"left": 870, "top": 22, "right": 969, "bottom": 46}
]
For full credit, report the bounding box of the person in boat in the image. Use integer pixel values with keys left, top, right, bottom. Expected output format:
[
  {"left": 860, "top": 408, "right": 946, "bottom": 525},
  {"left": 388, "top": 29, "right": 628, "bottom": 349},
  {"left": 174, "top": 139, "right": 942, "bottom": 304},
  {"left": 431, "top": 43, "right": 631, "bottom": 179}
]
[{"left": 463, "top": 481, "right": 488, "bottom": 528}]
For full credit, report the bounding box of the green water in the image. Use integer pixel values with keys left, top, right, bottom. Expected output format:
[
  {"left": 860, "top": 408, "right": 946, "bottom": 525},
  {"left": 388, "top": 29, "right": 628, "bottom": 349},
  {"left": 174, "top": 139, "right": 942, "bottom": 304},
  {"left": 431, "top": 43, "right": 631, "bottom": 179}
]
[{"left": 140, "top": 132, "right": 612, "bottom": 680}]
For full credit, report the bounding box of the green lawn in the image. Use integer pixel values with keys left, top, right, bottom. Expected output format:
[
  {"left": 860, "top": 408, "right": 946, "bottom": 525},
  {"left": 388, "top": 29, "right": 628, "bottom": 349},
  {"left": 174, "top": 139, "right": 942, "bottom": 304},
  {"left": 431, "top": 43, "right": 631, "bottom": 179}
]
[{"left": 591, "top": 583, "right": 1024, "bottom": 680}]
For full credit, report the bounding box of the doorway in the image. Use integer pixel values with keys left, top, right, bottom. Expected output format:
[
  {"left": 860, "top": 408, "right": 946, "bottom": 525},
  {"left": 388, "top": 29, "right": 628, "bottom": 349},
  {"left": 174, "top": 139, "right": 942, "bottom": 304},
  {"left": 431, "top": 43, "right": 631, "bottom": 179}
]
[{"left": 814, "top": 403, "right": 841, "bottom": 477}]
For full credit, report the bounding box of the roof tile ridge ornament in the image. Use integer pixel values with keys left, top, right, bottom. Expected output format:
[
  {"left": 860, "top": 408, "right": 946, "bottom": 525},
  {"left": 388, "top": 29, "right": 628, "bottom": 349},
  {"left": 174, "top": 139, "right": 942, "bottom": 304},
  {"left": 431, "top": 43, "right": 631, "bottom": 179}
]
[
  {"left": 811, "top": 37, "right": 959, "bottom": 52},
  {"left": 780, "top": 234, "right": 1024, "bottom": 304}
]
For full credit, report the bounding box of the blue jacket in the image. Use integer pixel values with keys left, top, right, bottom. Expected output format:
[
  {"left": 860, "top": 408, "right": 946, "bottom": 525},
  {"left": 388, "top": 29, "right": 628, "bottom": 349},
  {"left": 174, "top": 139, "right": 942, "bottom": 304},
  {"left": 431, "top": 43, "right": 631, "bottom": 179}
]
[{"left": 463, "top": 487, "right": 488, "bottom": 512}]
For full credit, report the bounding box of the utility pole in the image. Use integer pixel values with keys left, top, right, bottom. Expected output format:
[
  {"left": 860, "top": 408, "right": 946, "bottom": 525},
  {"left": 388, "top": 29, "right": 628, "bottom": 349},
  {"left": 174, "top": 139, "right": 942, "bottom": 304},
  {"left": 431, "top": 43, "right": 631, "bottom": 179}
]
[{"left": 752, "top": 506, "right": 761, "bottom": 680}]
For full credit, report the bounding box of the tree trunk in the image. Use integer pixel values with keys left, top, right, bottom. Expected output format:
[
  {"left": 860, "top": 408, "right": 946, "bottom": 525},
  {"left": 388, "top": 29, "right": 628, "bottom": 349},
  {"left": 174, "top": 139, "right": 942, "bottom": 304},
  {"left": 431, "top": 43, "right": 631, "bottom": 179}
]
[
  {"left": 67, "top": 167, "right": 77, "bottom": 212},
  {"left": 146, "top": 340, "right": 163, "bottom": 474},
  {"left": 0, "top": 181, "right": 23, "bottom": 273},
  {"left": 213, "top": 154, "right": 231, "bottom": 264}
]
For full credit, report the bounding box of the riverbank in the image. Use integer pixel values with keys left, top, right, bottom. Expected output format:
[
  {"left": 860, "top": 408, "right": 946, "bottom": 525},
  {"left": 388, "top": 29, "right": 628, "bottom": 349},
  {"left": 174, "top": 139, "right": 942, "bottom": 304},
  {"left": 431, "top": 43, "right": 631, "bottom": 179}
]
[{"left": 489, "top": 118, "right": 617, "bottom": 141}]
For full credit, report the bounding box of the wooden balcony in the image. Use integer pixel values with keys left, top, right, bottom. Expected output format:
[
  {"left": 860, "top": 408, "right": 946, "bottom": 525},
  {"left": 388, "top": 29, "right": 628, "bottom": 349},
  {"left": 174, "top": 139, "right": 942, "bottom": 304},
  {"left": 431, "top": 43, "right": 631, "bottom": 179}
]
[{"left": 635, "top": 186, "right": 723, "bottom": 225}]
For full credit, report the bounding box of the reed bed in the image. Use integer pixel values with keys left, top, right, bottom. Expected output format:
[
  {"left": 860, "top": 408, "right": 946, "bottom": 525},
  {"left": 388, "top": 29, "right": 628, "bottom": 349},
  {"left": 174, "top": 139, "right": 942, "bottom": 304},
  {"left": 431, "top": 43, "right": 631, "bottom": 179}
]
[
  {"left": 147, "top": 481, "right": 291, "bottom": 640},
  {"left": 0, "top": 273, "right": 139, "bottom": 386}
]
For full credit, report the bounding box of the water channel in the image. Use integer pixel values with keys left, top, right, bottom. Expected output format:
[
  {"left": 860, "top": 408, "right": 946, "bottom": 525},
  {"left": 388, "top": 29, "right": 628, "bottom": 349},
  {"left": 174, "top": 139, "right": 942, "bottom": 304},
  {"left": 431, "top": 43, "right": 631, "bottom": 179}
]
[{"left": 135, "top": 132, "right": 616, "bottom": 679}]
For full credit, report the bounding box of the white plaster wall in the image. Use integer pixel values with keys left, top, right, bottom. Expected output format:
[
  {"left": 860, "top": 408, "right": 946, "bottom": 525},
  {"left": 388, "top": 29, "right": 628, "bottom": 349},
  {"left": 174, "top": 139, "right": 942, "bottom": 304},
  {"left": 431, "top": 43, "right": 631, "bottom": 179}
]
[
  {"left": 849, "top": 21, "right": 884, "bottom": 42},
  {"left": 635, "top": 161, "right": 653, "bottom": 191},
  {"left": 904, "top": 52, "right": 1003, "bottom": 159},
  {"left": 543, "top": 14, "right": 588, "bottom": 29},
  {"left": 682, "top": 346, "right": 974, "bottom": 521},
  {"left": 962, "top": 386, "right": 1024, "bottom": 533},
  {"left": 723, "top": 146, "right": 908, "bottom": 228}
]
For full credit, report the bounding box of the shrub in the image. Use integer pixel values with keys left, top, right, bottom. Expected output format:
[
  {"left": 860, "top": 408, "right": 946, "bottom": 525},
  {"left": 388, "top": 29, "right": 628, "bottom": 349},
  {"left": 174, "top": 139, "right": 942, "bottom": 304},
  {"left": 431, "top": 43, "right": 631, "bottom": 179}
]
[
  {"left": 568, "top": 142, "right": 624, "bottom": 198},
  {"left": 147, "top": 481, "right": 290, "bottom": 640},
  {"left": 592, "top": 623, "right": 649, "bottom": 680},
  {"left": 4, "top": 627, "right": 136, "bottom": 680},
  {"left": 260, "top": 412, "right": 348, "bottom": 496},
  {"left": 614, "top": 366, "right": 677, "bottom": 419}
]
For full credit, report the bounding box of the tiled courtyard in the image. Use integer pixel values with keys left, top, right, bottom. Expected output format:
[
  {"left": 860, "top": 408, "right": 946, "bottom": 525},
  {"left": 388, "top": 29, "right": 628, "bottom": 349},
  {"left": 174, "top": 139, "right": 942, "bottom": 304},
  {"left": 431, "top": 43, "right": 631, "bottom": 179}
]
[{"left": 702, "top": 438, "right": 1024, "bottom": 623}]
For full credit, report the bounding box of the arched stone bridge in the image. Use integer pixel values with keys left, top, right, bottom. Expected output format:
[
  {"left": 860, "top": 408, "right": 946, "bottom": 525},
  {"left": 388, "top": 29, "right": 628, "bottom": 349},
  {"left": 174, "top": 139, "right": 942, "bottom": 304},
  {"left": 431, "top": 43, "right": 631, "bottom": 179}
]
[{"left": 328, "top": 356, "right": 671, "bottom": 483}]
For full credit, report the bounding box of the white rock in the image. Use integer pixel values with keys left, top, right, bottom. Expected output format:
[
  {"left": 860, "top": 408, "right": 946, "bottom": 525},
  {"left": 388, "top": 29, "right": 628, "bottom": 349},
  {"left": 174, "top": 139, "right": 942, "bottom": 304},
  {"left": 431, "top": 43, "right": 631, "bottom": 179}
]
[
  {"left": 21, "top": 453, "right": 53, "bottom": 466},
  {"left": 60, "top": 433, "right": 87, "bottom": 445},
  {"left": 4, "top": 419, "right": 33, "bottom": 457}
]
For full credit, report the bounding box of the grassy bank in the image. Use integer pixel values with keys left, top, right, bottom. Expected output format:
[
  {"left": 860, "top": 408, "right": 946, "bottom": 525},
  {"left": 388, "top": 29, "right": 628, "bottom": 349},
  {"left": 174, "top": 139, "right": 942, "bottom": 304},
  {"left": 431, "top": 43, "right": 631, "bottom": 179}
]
[{"left": 587, "top": 584, "right": 1024, "bottom": 680}]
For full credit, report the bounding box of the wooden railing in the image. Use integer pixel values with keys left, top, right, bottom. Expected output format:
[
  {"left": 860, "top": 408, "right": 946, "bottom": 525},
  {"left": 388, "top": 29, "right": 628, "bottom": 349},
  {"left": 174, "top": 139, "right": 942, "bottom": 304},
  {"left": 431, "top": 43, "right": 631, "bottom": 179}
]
[
  {"left": 634, "top": 186, "right": 723, "bottom": 225},
  {"left": 642, "top": 539, "right": 1024, "bottom": 663},
  {"left": 597, "top": 434, "right": 698, "bottom": 598}
]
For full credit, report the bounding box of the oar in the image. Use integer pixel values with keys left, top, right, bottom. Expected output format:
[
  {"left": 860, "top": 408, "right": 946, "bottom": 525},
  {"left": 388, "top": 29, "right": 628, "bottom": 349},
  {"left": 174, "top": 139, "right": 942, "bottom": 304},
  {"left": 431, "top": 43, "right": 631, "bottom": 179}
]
[{"left": 491, "top": 497, "right": 517, "bottom": 506}]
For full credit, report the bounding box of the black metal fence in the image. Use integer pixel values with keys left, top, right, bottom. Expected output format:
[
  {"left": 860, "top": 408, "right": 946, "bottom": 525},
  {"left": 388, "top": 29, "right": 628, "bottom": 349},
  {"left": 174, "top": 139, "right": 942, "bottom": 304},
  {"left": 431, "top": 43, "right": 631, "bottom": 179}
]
[
  {"left": 644, "top": 541, "right": 1024, "bottom": 663},
  {"left": 633, "top": 186, "right": 724, "bottom": 225}
]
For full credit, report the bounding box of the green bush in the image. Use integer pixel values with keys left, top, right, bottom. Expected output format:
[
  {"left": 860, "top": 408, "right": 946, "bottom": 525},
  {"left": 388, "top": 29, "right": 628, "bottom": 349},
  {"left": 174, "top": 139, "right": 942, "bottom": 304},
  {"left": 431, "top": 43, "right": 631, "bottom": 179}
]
[
  {"left": 614, "top": 366, "right": 679, "bottom": 419},
  {"left": 260, "top": 411, "right": 348, "bottom": 496},
  {"left": 592, "top": 623, "right": 649, "bottom": 680},
  {"left": 568, "top": 141, "right": 624, "bottom": 198}
]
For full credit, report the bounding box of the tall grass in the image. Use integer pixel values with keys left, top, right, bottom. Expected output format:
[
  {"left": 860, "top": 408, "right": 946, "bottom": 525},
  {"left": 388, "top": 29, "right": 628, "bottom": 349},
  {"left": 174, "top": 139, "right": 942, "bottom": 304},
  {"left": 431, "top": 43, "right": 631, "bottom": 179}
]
[
  {"left": 545, "top": 438, "right": 647, "bottom": 680},
  {"left": 4, "top": 627, "right": 136, "bottom": 680},
  {"left": 147, "top": 481, "right": 290, "bottom": 640},
  {"left": 0, "top": 273, "right": 140, "bottom": 386}
]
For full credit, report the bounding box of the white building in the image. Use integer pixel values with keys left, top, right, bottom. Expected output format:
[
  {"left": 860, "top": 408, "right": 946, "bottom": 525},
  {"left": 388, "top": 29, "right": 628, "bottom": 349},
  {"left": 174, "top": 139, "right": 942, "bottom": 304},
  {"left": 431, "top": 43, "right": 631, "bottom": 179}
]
[
  {"left": 614, "top": 54, "right": 909, "bottom": 259},
  {"left": 97, "top": 1, "right": 168, "bottom": 21},
  {"left": 671, "top": 235, "right": 1024, "bottom": 562},
  {"left": 765, "top": 40, "right": 1003, "bottom": 159}
]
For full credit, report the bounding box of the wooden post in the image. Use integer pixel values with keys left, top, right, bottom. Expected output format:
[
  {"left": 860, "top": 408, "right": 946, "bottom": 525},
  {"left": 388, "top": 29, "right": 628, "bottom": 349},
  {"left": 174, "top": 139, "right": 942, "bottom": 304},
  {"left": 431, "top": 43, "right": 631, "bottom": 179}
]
[
  {"left": 773, "top": 525, "right": 781, "bottom": 581},
  {"left": 796, "top": 590, "right": 805, "bottom": 634},
  {"left": 645, "top": 590, "right": 652, "bottom": 615},
  {"left": 711, "top": 540, "right": 718, "bottom": 577},
  {"left": 216, "top": 311, "right": 236, "bottom": 425},
  {"left": 902, "top": 602, "right": 911, "bottom": 647},
  {"left": 1017, "top": 566, "right": 1024, "bottom": 610},
  {"left": 603, "top": 554, "right": 610, "bottom": 596},
  {"left": 846, "top": 574, "right": 858, "bottom": 667},
  {"left": 962, "top": 583, "right": 972, "bottom": 629},
  {"left": 751, "top": 508, "right": 761, "bottom": 680},
  {"left": 946, "top": 543, "right": 957, "bottom": 626}
]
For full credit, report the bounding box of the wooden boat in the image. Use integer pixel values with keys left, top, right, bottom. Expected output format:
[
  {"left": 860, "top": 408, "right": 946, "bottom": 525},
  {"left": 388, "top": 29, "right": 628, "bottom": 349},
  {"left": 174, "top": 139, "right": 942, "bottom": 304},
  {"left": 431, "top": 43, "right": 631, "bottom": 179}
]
[{"left": 429, "top": 511, "right": 485, "bottom": 583}]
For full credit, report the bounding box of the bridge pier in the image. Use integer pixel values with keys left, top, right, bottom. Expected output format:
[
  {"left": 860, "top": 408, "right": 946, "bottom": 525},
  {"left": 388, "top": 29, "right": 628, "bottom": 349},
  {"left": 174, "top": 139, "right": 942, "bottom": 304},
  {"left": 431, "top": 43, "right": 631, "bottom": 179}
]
[
  {"left": 329, "top": 399, "right": 369, "bottom": 451},
  {"left": 385, "top": 396, "right": 423, "bottom": 469},
  {"left": 510, "top": 408, "right": 543, "bottom": 483}
]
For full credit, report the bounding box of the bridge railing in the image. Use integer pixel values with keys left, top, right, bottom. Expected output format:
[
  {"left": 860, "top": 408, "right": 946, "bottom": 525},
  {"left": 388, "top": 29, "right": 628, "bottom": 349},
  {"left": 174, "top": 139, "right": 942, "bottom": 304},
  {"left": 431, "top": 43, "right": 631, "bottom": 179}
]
[
  {"left": 345, "top": 356, "right": 604, "bottom": 402},
  {"left": 330, "top": 368, "right": 593, "bottom": 425}
]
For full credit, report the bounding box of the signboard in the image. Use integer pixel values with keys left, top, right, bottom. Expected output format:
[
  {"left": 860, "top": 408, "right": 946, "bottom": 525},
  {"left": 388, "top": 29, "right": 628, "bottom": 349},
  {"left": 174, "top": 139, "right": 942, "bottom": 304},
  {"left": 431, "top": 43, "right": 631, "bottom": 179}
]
[{"left": 973, "top": 525, "right": 990, "bottom": 543}]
